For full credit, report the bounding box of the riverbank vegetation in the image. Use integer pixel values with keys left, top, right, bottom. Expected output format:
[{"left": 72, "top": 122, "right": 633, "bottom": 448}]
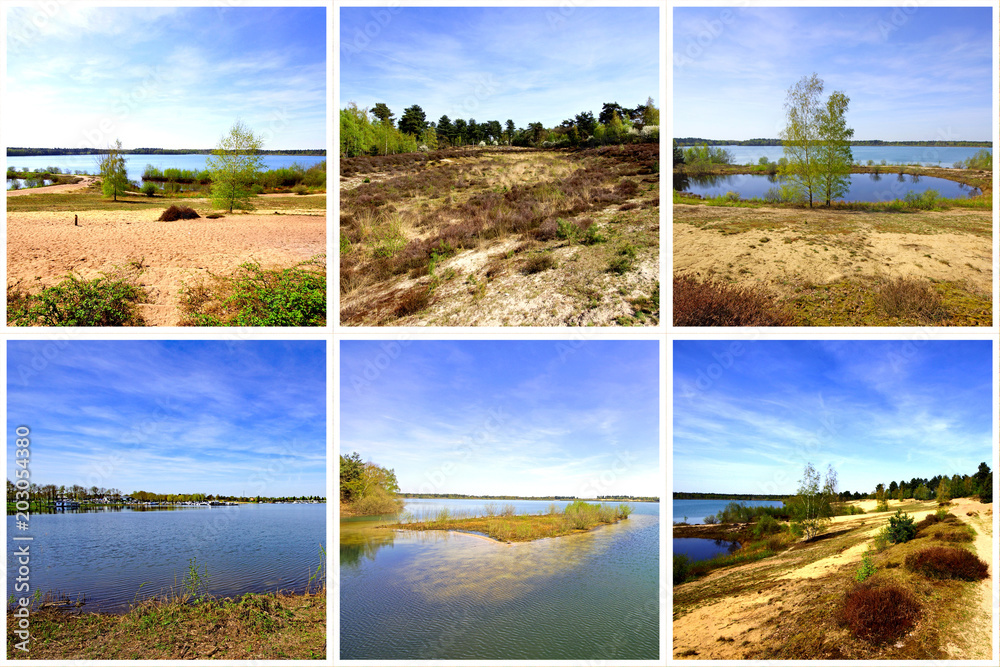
[
  {"left": 7, "top": 556, "right": 325, "bottom": 660},
  {"left": 383, "top": 499, "right": 634, "bottom": 542},
  {"left": 339, "top": 452, "right": 404, "bottom": 516}
]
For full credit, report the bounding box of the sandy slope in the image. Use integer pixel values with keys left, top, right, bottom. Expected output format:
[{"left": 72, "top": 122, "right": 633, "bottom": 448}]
[{"left": 7, "top": 208, "right": 324, "bottom": 326}]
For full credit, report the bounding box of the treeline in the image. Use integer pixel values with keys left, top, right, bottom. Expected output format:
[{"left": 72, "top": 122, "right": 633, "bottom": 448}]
[
  {"left": 340, "top": 98, "right": 659, "bottom": 158},
  {"left": 8, "top": 147, "right": 326, "bottom": 156},
  {"left": 395, "top": 493, "right": 658, "bottom": 501},
  {"left": 674, "top": 491, "right": 789, "bottom": 500},
  {"left": 858, "top": 462, "right": 992, "bottom": 504},
  {"left": 6, "top": 480, "right": 322, "bottom": 503},
  {"left": 674, "top": 137, "right": 991, "bottom": 147}
]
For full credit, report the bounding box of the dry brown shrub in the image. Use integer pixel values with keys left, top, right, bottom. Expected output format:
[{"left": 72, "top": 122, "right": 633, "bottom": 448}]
[
  {"left": 876, "top": 276, "right": 948, "bottom": 322},
  {"left": 673, "top": 275, "right": 794, "bottom": 327},
  {"left": 521, "top": 253, "right": 556, "bottom": 274},
  {"left": 840, "top": 582, "right": 920, "bottom": 643},
  {"left": 157, "top": 205, "right": 200, "bottom": 221},
  {"left": 904, "top": 546, "right": 988, "bottom": 580}
]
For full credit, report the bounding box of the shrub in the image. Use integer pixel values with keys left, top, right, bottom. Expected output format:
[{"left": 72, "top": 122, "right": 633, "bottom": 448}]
[
  {"left": 157, "top": 205, "right": 201, "bottom": 221},
  {"left": 841, "top": 582, "right": 920, "bottom": 642},
  {"left": 876, "top": 277, "right": 947, "bottom": 323},
  {"left": 886, "top": 510, "right": 917, "bottom": 544},
  {"left": 8, "top": 266, "right": 148, "bottom": 327},
  {"left": 789, "top": 522, "right": 804, "bottom": 539},
  {"left": 703, "top": 514, "right": 718, "bottom": 525},
  {"left": 905, "top": 546, "right": 988, "bottom": 580},
  {"left": 872, "top": 527, "right": 891, "bottom": 552},
  {"left": 674, "top": 554, "right": 691, "bottom": 585},
  {"left": 854, "top": 549, "right": 877, "bottom": 582},
  {"left": 753, "top": 514, "right": 780, "bottom": 538},
  {"left": 292, "top": 184, "right": 309, "bottom": 195},
  {"left": 674, "top": 275, "right": 794, "bottom": 326},
  {"left": 521, "top": 253, "right": 556, "bottom": 274},
  {"left": 179, "top": 256, "right": 326, "bottom": 326},
  {"left": 608, "top": 243, "right": 637, "bottom": 274},
  {"left": 142, "top": 182, "right": 158, "bottom": 197}
]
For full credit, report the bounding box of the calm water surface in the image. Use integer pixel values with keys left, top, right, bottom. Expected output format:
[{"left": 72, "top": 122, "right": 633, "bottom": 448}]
[
  {"left": 6, "top": 504, "right": 325, "bottom": 612},
  {"left": 674, "top": 172, "right": 979, "bottom": 202},
  {"left": 690, "top": 144, "right": 991, "bottom": 167},
  {"left": 674, "top": 537, "right": 740, "bottom": 561},
  {"left": 6, "top": 153, "right": 325, "bottom": 189},
  {"left": 673, "top": 498, "right": 784, "bottom": 525},
  {"left": 340, "top": 498, "right": 660, "bottom": 660}
]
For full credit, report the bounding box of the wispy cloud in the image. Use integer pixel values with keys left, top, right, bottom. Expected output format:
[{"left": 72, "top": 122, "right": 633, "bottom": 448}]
[
  {"left": 340, "top": 340, "right": 661, "bottom": 498},
  {"left": 7, "top": 341, "right": 327, "bottom": 497},
  {"left": 674, "top": 341, "right": 991, "bottom": 495},
  {"left": 673, "top": 6, "right": 991, "bottom": 140},
  {"left": 340, "top": 7, "right": 659, "bottom": 129},
  {"left": 4, "top": 7, "right": 326, "bottom": 148}
]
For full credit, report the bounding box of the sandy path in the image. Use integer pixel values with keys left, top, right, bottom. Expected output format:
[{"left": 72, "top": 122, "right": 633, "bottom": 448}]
[
  {"left": 8, "top": 208, "right": 325, "bottom": 326},
  {"left": 6, "top": 175, "right": 98, "bottom": 196},
  {"left": 949, "top": 497, "right": 993, "bottom": 658}
]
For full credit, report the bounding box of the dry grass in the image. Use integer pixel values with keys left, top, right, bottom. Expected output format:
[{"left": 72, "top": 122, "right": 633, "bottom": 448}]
[
  {"left": 156, "top": 205, "right": 201, "bottom": 221},
  {"left": 341, "top": 146, "right": 658, "bottom": 326},
  {"left": 673, "top": 274, "right": 793, "bottom": 326},
  {"left": 6, "top": 591, "right": 324, "bottom": 660}
]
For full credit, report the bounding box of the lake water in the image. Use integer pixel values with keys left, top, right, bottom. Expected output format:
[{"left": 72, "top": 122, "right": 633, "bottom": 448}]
[
  {"left": 674, "top": 172, "right": 980, "bottom": 202},
  {"left": 691, "top": 144, "right": 991, "bottom": 167},
  {"left": 340, "top": 498, "right": 660, "bottom": 660},
  {"left": 6, "top": 153, "right": 326, "bottom": 189},
  {"left": 673, "top": 498, "right": 784, "bottom": 525},
  {"left": 674, "top": 536, "right": 740, "bottom": 561},
  {"left": 6, "top": 503, "right": 325, "bottom": 612}
]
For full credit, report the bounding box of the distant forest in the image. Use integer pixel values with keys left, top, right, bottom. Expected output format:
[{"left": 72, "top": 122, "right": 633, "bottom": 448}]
[
  {"left": 399, "top": 492, "right": 660, "bottom": 502},
  {"left": 674, "top": 138, "right": 991, "bottom": 147},
  {"left": 677, "top": 462, "right": 992, "bottom": 504},
  {"left": 7, "top": 147, "right": 326, "bottom": 156}
]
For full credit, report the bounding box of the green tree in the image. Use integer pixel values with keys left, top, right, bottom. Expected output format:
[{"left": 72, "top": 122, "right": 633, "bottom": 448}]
[
  {"left": 791, "top": 462, "right": 837, "bottom": 540},
  {"left": 207, "top": 120, "right": 264, "bottom": 213},
  {"left": 815, "top": 90, "right": 854, "bottom": 205},
  {"left": 575, "top": 111, "right": 597, "bottom": 138},
  {"left": 914, "top": 483, "right": 931, "bottom": 500},
  {"left": 936, "top": 477, "right": 951, "bottom": 504},
  {"left": 504, "top": 119, "right": 515, "bottom": 144},
  {"left": 528, "top": 122, "right": 546, "bottom": 146},
  {"left": 371, "top": 103, "right": 394, "bottom": 126},
  {"left": 340, "top": 452, "right": 364, "bottom": 502},
  {"left": 641, "top": 96, "right": 659, "bottom": 128},
  {"left": 98, "top": 139, "right": 128, "bottom": 201},
  {"left": 780, "top": 73, "right": 824, "bottom": 207},
  {"left": 875, "top": 483, "right": 888, "bottom": 511},
  {"left": 974, "top": 462, "right": 992, "bottom": 503},
  {"left": 399, "top": 104, "right": 427, "bottom": 137}
]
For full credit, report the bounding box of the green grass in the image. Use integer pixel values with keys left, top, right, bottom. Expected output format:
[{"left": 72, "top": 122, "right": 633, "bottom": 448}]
[
  {"left": 383, "top": 500, "right": 633, "bottom": 542},
  {"left": 7, "top": 262, "right": 149, "bottom": 327},
  {"left": 178, "top": 256, "right": 326, "bottom": 327}
]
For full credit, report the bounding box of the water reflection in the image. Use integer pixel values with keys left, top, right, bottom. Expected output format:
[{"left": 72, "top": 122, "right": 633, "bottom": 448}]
[{"left": 675, "top": 172, "right": 978, "bottom": 201}]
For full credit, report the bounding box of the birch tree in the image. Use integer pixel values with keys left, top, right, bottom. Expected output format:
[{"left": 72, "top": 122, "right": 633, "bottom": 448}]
[
  {"left": 816, "top": 91, "right": 854, "bottom": 205},
  {"left": 207, "top": 120, "right": 264, "bottom": 213}
]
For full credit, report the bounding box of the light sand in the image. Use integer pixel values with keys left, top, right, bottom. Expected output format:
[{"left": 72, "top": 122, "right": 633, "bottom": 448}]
[
  {"left": 673, "top": 204, "right": 991, "bottom": 296},
  {"left": 674, "top": 498, "right": 992, "bottom": 659},
  {"left": 7, "top": 207, "right": 325, "bottom": 326}
]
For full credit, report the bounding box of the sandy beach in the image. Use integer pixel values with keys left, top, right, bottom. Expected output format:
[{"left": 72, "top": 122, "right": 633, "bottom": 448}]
[{"left": 7, "top": 206, "right": 325, "bottom": 326}]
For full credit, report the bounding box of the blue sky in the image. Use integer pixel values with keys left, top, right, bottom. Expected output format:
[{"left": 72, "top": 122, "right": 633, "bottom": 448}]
[
  {"left": 674, "top": 341, "right": 992, "bottom": 495},
  {"left": 5, "top": 6, "right": 326, "bottom": 149},
  {"left": 340, "top": 340, "right": 661, "bottom": 497},
  {"left": 674, "top": 6, "right": 992, "bottom": 141},
  {"left": 7, "top": 341, "right": 327, "bottom": 497},
  {"left": 340, "top": 6, "right": 659, "bottom": 129}
]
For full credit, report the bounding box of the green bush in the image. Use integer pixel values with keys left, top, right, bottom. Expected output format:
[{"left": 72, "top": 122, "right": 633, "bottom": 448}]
[
  {"left": 854, "top": 549, "right": 877, "bottom": 582},
  {"left": 7, "top": 266, "right": 148, "bottom": 327},
  {"left": 886, "top": 510, "right": 917, "bottom": 544},
  {"left": 179, "top": 256, "right": 326, "bottom": 327},
  {"left": 142, "top": 182, "right": 158, "bottom": 197},
  {"left": 674, "top": 554, "right": 691, "bottom": 585}
]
